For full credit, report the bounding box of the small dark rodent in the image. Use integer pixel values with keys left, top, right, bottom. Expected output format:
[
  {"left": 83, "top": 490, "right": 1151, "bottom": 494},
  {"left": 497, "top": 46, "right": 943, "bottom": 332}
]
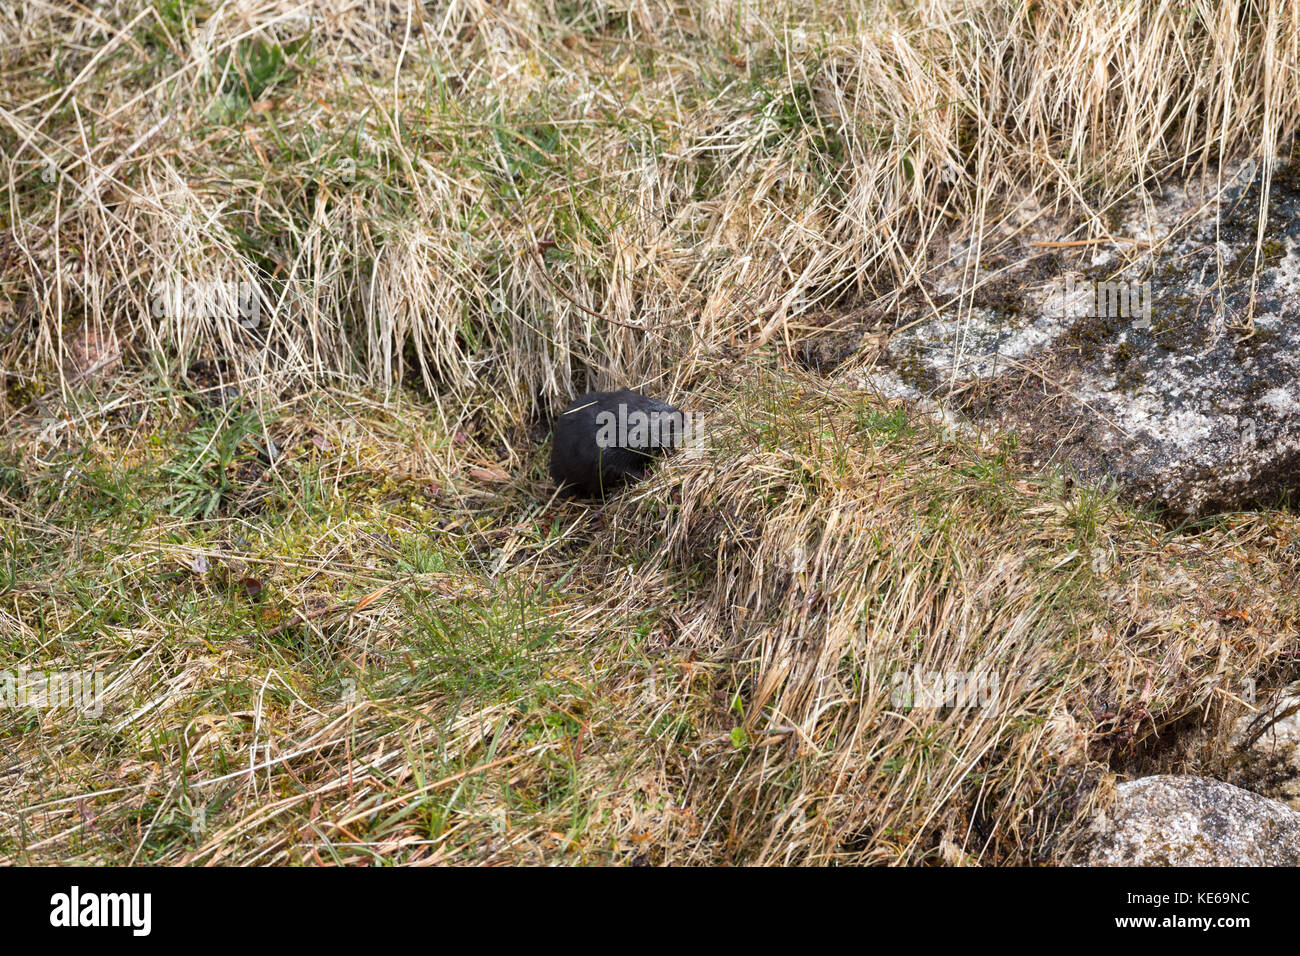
[{"left": 549, "top": 388, "right": 687, "bottom": 498}]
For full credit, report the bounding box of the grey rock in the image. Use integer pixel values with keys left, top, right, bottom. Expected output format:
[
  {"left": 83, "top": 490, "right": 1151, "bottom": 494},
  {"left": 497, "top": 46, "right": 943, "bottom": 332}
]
[
  {"left": 1228, "top": 682, "right": 1300, "bottom": 812},
  {"left": 861, "top": 158, "right": 1300, "bottom": 515},
  {"left": 1085, "top": 774, "right": 1300, "bottom": 866}
]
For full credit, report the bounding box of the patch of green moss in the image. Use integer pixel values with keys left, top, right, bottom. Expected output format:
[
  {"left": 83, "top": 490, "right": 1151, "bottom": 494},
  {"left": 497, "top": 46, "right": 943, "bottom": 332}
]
[{"left": 891, "top": 349, "right": 936, "bottom": 393}]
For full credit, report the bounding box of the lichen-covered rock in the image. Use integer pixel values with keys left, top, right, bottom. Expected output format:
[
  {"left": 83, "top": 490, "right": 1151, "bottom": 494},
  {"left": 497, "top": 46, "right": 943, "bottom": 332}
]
[
  {"left": 856, "top": 158, "right": 1300, "bottom": 516},
  {"left": 1085, "top": 774, "right": 1300, "bottom": 866},
  {"left": 1227, "top": 683, "right": 1300, "bottom": 812}
]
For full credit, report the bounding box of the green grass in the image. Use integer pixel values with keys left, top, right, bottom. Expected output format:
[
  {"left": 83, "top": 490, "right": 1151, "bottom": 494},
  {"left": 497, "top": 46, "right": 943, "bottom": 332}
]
[
  {"left": 5, "top": 0, "right": 1300, "bottom": 866},
  {"left": 2, "top": 370, "right": 1298, "bottom": 864}
]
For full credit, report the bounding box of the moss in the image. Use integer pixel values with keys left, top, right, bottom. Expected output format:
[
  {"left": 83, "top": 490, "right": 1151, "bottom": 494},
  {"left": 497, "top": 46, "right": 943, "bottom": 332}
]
[
  {"left": 1067, "top": 311, "right": 1123, "bottom": 358},
  {"left": 969, "top": 273, "right": 1029, "bottom": 322},
  {"left": 1115, "top": 361, "right": 1146, "bottom": 393},
  {"left": 5, "top": 374, "right": 47, "bottom": 408},
  {"left": 891, "top": 349, "right": 936, "bottom": 393}
]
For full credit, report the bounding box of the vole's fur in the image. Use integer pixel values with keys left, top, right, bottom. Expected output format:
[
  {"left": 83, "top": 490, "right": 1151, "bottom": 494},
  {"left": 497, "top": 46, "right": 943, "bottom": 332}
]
[{"left": 549, "top": 389, "right": 686, "bottom": 498}]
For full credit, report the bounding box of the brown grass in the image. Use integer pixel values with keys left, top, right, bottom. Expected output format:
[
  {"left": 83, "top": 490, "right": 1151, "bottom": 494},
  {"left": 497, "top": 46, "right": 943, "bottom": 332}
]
[
  {"left": 3, "top": 0, "right": 1300, "bottom": 864},
  {"left": 1, "top": 365, "right": 1296, "bottom": 864},
  {"left": 5, "top": 1, "right": 1300, "bottom": 408}
]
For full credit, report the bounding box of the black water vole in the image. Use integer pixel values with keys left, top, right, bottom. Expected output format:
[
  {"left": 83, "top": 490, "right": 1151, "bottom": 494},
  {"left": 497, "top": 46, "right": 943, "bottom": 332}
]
[{"left": 549, "top": 389, "right": 687, "bottom": 497}]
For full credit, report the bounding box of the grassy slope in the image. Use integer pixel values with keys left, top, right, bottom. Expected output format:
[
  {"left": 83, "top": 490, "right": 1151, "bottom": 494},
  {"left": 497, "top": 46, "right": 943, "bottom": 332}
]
[
  {"left": 2, "top": 1, "right": 1300, "bottom": 863},
  {"left": 2, "top": 366, "right": 1297, "bottom": 864}
]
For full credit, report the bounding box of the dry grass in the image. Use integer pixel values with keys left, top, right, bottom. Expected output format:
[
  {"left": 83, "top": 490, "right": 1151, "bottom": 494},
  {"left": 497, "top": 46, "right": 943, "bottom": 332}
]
[
  {"left": 1, "top": 366, "right": 1297, "bottom": 864},
  {"left": 5, "top": 0, "right": 1300, "bottom": 409},
  {"left": 3, "top": 0, "right": 1300, "bottom": 864},
  {"left": 605, "top": 370, "right": 1300, "bottom": 862}
]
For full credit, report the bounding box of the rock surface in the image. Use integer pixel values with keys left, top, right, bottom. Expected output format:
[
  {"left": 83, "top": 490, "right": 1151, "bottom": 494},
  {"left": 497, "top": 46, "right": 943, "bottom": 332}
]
[
  {"left": 1227, "top": 682, "right": 1300, "bottom": 812},
  {"left": 846, "top": 157, "right": 1300, "bottom": 515},
  {"left": 1085, "top": 774, "right": 1300, "bottom": 866}
]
